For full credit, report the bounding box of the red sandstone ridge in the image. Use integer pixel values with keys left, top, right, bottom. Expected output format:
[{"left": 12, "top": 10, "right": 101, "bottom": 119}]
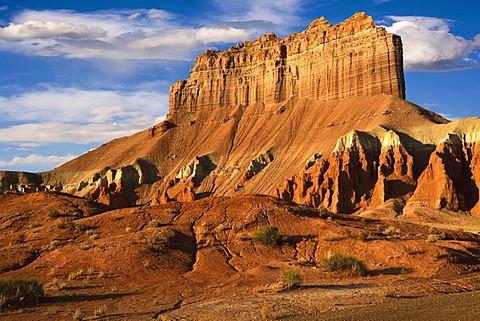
[
  {"left": 170, "top": 12, "right": 405, "bottom": 112},
  {"left": 2, "top": 12, "right": 479, "bottom": 218}
]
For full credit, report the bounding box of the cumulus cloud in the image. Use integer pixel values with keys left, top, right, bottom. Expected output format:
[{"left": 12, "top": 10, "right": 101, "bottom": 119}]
[
  {"left": 0, "top": 20, "right": 106, "bottom": 39},
  {"left": 0, "top": 154, "right": 77, "bottom": 168},
  {"left": 384, "top": 16, "right": 480, "bottom": 71},
  {"left": 0, "top": 9, "right": 249, "bottom": 59},
  {"left": 0, "top": 86, "right": 167, "bottom": 144},
  {"left": 0, "top": 86, "right": 168, "bottom": 123},
  {"left": 0, "top": 122, "right": 154, "bottom": 144}
]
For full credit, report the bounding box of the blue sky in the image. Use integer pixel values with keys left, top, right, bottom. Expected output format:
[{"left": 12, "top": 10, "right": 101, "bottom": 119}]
[{"left": 0, "top": 0, "right": 479, "bottom": 172}]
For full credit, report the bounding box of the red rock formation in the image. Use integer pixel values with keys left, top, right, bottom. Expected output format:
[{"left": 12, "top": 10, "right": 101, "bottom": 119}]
[
  {"left": 277, "top": 124, "right": 480, "bottom": 216},
  {"left": 170, "top": 12, "right": 405, "bottom": 114},
  {"left": 408, "top": 134, "right": 480, "bottom": 212}
]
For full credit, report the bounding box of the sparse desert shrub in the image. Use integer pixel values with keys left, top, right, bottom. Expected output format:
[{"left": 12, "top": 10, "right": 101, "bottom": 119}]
[
  {"left": 11, "top": 233, "right": 26, "bottom": 244},
  {"left": 94, "top": 304, "right": 107, "bottom": 316},
  {"left": 47, "top": 209, "right": 60, "bottom": 219},
  {"left": 49, "top": 278, "right": 67, "bottom": 291},
  {"left": 253, "top": 225, "right": 281, "bottom": 246},
  {"left": 427, "top": 228, "right": 448, "bottom": 243},
  {"left": 149, "top": 219, "right": 161, "bottom": 228},
  {"left": 0, "top": 278, "right": 45, "bottom": 304},
  {"left": 58, "top": 221, "right": 89, "bottom": 232},
  {"left": 73, "top": 308, "right": 84, "bottom": 320},
  {"left": 280, "top": 268, "right": 303, "bottom": 289},
  {"left": 68, "top": 269, "right": 84, "bottom": 281},
  {"left": 320, "top": 251, "right": 367, "bottom": 276},
  {"left": 144, "top": 228, "right": 175, "bottom": 251},
  {"left": 88, "top": 234, "right": 99, "bottom": 241},
  {"left": 356, "top": 232, "right": 368, "bottom": 242},
  {"left": 73, "top": 223, "right": 88, "bottom": 232},
  {"left": 87, "top": 267, "right": 95, "bottom": 276},
  {"left": 383, "top": 226, "right": 401, "bottom": 236}
]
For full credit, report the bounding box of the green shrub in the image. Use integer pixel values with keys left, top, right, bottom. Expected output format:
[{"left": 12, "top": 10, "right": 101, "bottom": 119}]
[
  {"left": 47, "top": 209, "right": 60, "bottom": 219},
  {"left": 252, "top": 225, "right": 281, "bottom": 246},
  {"left": 144, "top": 228, "right": 176, "bottom": 252},
  {"left": 0, "top": 278, "right": 45, "bottom": 304},
  {"left": 320, "top": 251, "right": 367, "bottom": 276},
  {"left": 57, "top": 221, "right": 88, "bottom": 232},
  {"left": 280, "top": 268, "right": 303, "bottom": 289},
  {"left": 427, "top": 227, "right": 448, "bottom": 243}
]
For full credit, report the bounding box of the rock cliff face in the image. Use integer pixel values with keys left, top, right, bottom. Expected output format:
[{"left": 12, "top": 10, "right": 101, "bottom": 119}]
[
  {"left": 0, "top": 171, "right": 44, "bottom": 193},
  {"left": 3, "top": 13, "right": 479, "bottom": 219},
  {"left": 170, "top": 12, "right": 405, "bottom": 114}
]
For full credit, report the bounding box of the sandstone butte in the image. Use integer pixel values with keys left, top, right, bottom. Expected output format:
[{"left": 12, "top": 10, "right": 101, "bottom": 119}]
[{"left": 1, "top": 12, "right": 480, "bottom": 219}]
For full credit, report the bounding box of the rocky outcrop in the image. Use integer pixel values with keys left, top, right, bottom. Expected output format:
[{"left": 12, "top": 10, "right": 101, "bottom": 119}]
[
  {"left": 74, "top": 159, "right": 158, "bottom": 208},
  {"left": 277, "top": 130, "right": 382, "bottom": 213},
  {"left": 243, "top": 148, "right": 275, "bottom": 181},
  {"left": 170, "top": 12, "right": 405, "bottom": 113},
  {"left": 408, "top": 133, "right": 480, "bottom": 212},
  {"left": 0, "top": 171, "right": 44, "bottom": 193},
  {"left": 277, "top": 120, "right": 480, "bottom": 215}
]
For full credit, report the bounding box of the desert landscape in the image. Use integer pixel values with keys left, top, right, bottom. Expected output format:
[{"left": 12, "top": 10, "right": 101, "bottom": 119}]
[{"left": 1, "top": 11, "right": 480, "bottom": 321}]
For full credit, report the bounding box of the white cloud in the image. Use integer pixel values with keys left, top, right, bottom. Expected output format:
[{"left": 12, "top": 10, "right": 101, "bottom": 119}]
[
  {"left": 19, "top": 143, "right": 42, "bottom": 148},
  {"left": 384, "top": 16, "right": 480, "bottom": 70},
  {"left": 0, "top": 154, "right": 77, "bottom": 168},
  {"left": 0, "top": 86, "right": 168, "bottom": 144},
  {"left": 0, "top": 86, "right": 168, "bottom": 123},
  {"left": 0, "top": 20, "right": 106, "bottom": 39},
  {"left": 0, "top": 9, "right": 249, "bottom": 60},
  {"left": 0, "top": 122, "right": 158, "bottom": 144}
]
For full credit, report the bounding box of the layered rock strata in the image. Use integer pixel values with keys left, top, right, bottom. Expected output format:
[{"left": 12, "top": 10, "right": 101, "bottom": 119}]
[{"left": 170, "top": 12, "right": 405, "bottom": 113}]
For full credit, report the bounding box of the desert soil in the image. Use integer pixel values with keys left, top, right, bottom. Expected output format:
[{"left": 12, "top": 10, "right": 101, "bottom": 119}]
[{"left": 2, "top": 192, "right": 480, "bottom": 320}]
